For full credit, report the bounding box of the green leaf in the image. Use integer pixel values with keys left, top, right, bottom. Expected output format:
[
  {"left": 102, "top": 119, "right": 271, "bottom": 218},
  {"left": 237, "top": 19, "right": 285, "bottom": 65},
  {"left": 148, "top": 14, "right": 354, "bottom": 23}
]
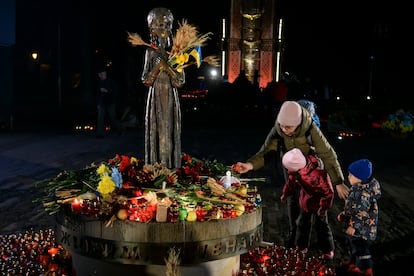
[{"left": 153, "top": 175, "right": 167, "bottom": 188}]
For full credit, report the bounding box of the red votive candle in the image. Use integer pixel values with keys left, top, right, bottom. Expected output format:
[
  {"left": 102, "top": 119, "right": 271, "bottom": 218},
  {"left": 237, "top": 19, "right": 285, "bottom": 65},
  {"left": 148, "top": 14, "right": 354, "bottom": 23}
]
[{"left": 71, "top": 199, "right": 82, "bottom": 213}]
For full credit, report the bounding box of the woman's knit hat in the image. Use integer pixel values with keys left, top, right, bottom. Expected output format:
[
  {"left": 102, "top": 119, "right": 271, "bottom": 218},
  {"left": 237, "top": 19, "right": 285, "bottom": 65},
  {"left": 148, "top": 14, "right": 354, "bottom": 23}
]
[
  {"left": 348, "top": 159, "right": 372, "bottom": 181},
  {"left": 282, "top": 148, "right": 306, "bottom": 171},
  {"left": 277, "top": 101, "right": 302, "bottom": 127}
]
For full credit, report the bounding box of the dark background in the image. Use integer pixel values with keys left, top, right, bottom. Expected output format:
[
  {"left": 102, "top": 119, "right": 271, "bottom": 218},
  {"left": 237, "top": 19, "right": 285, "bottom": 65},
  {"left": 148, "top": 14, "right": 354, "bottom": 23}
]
[{"left": 2, "top": 0, "right": 411, "bottom": 129}]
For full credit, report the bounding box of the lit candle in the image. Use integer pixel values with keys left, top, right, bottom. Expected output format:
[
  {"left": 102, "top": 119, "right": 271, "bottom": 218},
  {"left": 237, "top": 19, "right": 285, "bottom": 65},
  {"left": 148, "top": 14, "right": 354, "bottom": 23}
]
[
  {"left": 178, "top": 207, "right": 188, "bottom": 221},
  {"left": 143, "top": 205, "right": 155, "bottom": 222},
  {"left": 222, "top": 171, "right": 232, "bottom": 188},
  {"left": 168, "top": 204, "right": 179, "bottom": 222},
  {"left": 156, "top": 200, "right": 168, "bottom": 222},
  {"left": 48, "top": 247, "right": 59, "bottom": 257},
  {"left": 71, "top": 199, "right": 82, "bottom": 213},
  {"left": 196, "top": 207, "right": 208, "bottom": 221}
]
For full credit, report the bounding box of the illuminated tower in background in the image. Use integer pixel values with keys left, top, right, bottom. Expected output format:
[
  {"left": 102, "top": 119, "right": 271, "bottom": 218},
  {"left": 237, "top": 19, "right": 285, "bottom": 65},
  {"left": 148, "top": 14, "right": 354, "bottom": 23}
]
[{"left": 224, "top": 0, "right": 277, "bottom": 89}]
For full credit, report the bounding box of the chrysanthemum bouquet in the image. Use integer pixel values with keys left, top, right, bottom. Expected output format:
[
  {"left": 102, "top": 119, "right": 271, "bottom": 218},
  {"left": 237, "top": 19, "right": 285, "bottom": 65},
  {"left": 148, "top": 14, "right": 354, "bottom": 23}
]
[
  {"left": 36, "top": 153, "right": 232, "bottom": 216},
  {"left": 35, "top": 153, "right": 268, "bottom": 225},
  {"left": 382, "top": 109, "right": 414, "bottom": 135}
]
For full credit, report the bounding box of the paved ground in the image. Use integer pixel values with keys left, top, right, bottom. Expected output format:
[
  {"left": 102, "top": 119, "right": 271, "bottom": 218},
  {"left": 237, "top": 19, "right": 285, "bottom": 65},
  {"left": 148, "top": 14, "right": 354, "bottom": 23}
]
[{"left": 1, "top": 119, "right": 413, "bottom": 275}]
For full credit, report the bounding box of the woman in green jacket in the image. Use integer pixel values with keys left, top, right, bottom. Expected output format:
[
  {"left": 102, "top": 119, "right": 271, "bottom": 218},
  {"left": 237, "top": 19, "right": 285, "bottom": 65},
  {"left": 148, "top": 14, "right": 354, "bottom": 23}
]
[{"left": 235, "top": 101, "right": 349, "bottom": 247}]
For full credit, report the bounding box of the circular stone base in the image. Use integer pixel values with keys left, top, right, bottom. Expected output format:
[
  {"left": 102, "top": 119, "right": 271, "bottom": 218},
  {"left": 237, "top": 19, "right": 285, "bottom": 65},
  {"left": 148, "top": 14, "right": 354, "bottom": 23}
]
[
  {"left": 72, "top": 253, "right": 240, "bottom": 276},
  {"left": 56, "top": 208, "right": 262, "bottom": 265}
]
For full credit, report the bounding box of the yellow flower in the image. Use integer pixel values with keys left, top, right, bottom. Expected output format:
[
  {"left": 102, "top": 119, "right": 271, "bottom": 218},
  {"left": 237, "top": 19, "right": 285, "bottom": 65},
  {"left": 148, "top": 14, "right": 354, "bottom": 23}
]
[
  {"left": 96, "top": 164, "right": 110, "bottom": 176},
  {"left": 130, "top": 157, "right": 138, "bottom": 165},
  {"left": 401, "top": 124, "right": 413, "bottom": 134},
  {"left": 97, "top": 175, "right": 116, "bottom": 195},
  {"left": 175, "top": 53, "right": 189, "bottom": 66}
]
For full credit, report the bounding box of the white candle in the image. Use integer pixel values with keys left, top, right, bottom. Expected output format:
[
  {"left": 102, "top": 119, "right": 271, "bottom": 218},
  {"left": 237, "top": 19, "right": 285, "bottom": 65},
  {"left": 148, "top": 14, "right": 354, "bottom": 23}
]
[
  {"left": 156, "top": 203, "right": 168, "bottom": 222},
  {"left": 223, "top": 170, "right": 232, "bottom": 188}
]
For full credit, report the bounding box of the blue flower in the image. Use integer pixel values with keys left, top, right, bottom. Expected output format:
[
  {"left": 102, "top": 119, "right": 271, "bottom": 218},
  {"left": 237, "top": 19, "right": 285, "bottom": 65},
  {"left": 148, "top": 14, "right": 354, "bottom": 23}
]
[{"left": 111, "top": 167, "right": 123, "bottom": 188}]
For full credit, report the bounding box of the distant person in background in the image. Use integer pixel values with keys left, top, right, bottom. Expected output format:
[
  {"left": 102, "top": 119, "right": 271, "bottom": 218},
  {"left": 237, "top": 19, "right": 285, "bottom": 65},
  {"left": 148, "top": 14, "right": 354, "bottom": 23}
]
[
  {"left": 280, "top": 148, "right": 335, "bottom": 259},
  {"left": 285, "top": 73, "right": 301, "bottom": 100},
  {"left": 270, "top": 78, "right": 289, "bottom": 120},
  {"left": 141, "top": 7, "right": 185, "bottom": 168},
  {"left": 337, "top": 159, "right": 381, "bottom": 276},
  {"left": 96, "top": 67, "right": 122, "bottom": 138}
]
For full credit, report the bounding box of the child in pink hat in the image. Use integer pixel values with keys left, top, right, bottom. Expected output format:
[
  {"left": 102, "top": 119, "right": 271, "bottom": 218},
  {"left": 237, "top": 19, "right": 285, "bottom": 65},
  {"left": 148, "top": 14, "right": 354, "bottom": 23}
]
[{"left": 280, "top": 148, "right": 335, "bottom": 259}]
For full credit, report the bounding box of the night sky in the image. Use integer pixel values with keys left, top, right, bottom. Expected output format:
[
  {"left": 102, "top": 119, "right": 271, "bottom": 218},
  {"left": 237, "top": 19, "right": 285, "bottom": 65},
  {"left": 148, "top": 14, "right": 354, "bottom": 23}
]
[{"left": 14, "top": 0, "right": 409, "bottom": 99}]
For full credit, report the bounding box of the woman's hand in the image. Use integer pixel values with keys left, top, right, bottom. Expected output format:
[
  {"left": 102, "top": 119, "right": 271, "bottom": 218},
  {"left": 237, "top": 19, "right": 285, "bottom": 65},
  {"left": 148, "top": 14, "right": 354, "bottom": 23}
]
[
  {"left": 336, "top": 183, "right": 350, "bottom": 200},
  {"left": 233, "top": 162, "right": 253, "bottom": 174}
]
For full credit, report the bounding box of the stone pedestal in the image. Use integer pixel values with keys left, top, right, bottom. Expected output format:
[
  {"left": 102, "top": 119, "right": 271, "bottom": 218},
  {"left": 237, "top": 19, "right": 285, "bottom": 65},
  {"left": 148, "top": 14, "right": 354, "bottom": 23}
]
[
  {"left": 71, "top": 253, "right": 240, "bottom": 276},
  {"left": 55, "top": 208, "right": 262, "bottom": 276}
]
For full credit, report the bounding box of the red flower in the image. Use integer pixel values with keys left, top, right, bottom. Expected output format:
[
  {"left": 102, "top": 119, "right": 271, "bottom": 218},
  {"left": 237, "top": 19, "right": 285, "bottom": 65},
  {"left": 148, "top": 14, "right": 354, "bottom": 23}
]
[
  {"left": 195, "top": 161, "right": 203, "bottom": 169},
  {"left": 119, "top": 155, "right": 131, "bottom": 172},
  {"left": 182, "top": 153, "right": 192, "bottom": 164},
  {"left": 166, "top": 175, "right": 176, "bottom": 185},
  {"left": 108, "top": 154, "right": 121, "bottom": 165},
  {"left": 183, "top": 165, "right": 192, "bottom": 175}
]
